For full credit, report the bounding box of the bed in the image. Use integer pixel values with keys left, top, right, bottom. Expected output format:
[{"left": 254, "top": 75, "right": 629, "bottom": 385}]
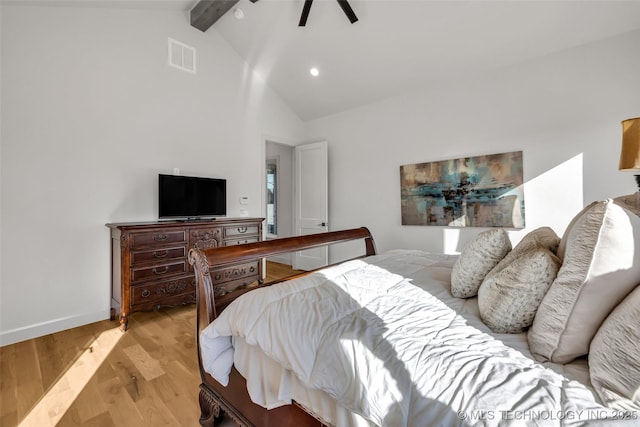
[{"left": 188, "top": 198, "right": 640, "bottom": 426}]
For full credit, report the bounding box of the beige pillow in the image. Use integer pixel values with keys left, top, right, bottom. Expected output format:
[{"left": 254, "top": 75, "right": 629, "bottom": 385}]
[
  {"left": 528, "top": 199, "right": 640, "bottom": 363},
  {"left": 556, "top": 202, "right": 597, "bottom": 261},
  {"left": 589, "top": 285, "right": 640, "bottom": 411},
  {"left": 478, "top": 246, "right": 561, "bottom": 333},
  {"left": 614, "top": 193, "right": 640, "bottom": 217},
  {"left": 450, "top": 229, "right": 511, "bottom": 298},
  {"left": 484, "top": 227, "right": 559, "bottom": 282},
  {"left": 518, "top": 226, "right": 561, "bottom": 254}
]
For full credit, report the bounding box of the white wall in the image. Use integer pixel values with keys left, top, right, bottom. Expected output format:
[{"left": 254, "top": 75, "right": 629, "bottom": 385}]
[
  {"left": 0, "top": 4, "right": 304, "bottom": 345},
  {"left": 305, "top": 30, "right": 640, "bottom": 261}
]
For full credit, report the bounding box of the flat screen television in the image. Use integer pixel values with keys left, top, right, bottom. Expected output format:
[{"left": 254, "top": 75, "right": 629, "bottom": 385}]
[{"left": 158, "top": 174, "right": 226, "bottom": 220}]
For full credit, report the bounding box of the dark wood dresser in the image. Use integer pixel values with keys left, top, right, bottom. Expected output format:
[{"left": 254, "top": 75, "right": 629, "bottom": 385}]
[{"left": 107, "top": 218, "right": 263, "bottom": 330}]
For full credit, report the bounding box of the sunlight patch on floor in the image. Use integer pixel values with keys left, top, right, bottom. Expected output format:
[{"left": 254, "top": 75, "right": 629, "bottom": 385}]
[
  {"left": 122, "top": 343, "right": 165, "bottom": 381},
  {"left": 18, "top": 327, "right": 123, "bottom": 427}
]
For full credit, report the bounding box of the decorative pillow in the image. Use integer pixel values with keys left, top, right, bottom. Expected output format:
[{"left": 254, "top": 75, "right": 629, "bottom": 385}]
[
  {"left": 589, "top": 285, "right": 640, "bottom": 410},
  {"left": 478, "top": 246, "right": 561, "bottom": 333},
  {"left": 528, "top": 199, "right": 640, "bottom": 363},
  {"left": 450, "top": 229, "right": 511, "bottom": 298},
  {"left": 519, "top": 226, "right": 561, "bottom": 254},
  {"left": 556, "top": 201, "right": 597, "bottom": 261},
  {"left": 484, "top": 227, "right": 560, "bottom": 282},
  {"left": 614, "top": 193, "right": 640, "bottom": 217}
]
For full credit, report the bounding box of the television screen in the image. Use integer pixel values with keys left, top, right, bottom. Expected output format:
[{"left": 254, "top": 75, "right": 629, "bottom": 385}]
[{"left": 158, "top": 174, "right": 226, "bottom": 220}]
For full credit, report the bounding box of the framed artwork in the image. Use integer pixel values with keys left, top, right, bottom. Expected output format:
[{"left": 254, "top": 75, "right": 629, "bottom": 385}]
[{"left": 400, "top": 151, "right": 525, "bottom": 228}]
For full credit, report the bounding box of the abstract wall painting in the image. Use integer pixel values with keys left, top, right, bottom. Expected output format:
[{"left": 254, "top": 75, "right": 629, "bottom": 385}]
[{"left": 400, "top": 151, "right": 525, "bottom": 228}]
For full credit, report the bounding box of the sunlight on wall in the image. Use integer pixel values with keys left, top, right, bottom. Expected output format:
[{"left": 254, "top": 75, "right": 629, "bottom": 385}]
[
  {"left": 516, "top": 153, "right": 584, "bottom": 241},
  {"left": 18, "top": 328, "right": 123, "bottom": 427},
  {"left": 443, "top": 229, "right": 461, "bottom": 254},
  {"left": 442, "top": 154, "right": 584, "bottom": 253}
]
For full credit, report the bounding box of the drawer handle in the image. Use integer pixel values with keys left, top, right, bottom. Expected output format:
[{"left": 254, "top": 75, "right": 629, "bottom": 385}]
[
  {"left": 214, "top": 274, "right": 222, "bottom": 281},
  {"left": 153, "top": 250, "right": 168, "bottom": 258},
  {"left": 237, "top": 227, "right": 248, "bottom": 234},
  {"left": 141, "top": 289, "right": 151, "bottom": 298},
  {"left": 249, "top": 266, "right": 255, "bottom": 273},
  {"left": 154, "top": 234, "right": 168, "bottom": 241},
  {"left": 152, "top": 266, "right": 169, "bottom": 275},
  {"left": 215, "top": 288, "right": 229, "bottom": 297}
]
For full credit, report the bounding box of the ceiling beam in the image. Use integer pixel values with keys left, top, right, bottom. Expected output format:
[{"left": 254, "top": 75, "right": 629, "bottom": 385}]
[{"left": 190, "top": 0, "right": 240, "bottom": 32}]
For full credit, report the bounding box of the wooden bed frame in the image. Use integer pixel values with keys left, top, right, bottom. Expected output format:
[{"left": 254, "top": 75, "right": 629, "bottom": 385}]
[{"left": 188, "top": 227, "right": 378, "bottom": 427}]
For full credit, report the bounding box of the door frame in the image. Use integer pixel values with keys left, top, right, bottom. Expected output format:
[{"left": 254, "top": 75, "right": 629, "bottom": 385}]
[{"left": 261, "top": 137, "right": 329, "bottom": 270}]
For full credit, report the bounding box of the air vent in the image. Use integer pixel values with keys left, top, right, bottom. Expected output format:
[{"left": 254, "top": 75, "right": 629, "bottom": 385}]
[{"left": 168, "top": 38, "right": 196, "bottom": 75}]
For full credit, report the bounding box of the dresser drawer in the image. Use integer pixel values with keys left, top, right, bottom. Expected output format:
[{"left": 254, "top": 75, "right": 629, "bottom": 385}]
[
  {"left": 108, "top": 217, "right": 262, "bottom": 331},
  {"left": 131, "top": 230, "right": 186, "bottom": 249},
  {"left": 223, "top": 237, "right": 259, "bottom": 246},
  {"left": 223, "top": 225, "right": 260, "bottom": 238},
  {"left": 213, "top": 276, "right": 261, "bottom": 297},
  {"left": 210, "top": 261, "right": 260, "bottom": 285},
  {"left": 131, "top": 246, "right": 186, "bottom": 266},
  {"left": 190, "top": 227, "right": 222, "bottom": 250},
  {"left": 131, "top": 260, "right": 187, "bottom": 282},
  {"left": 131, "top": 276, "right": 196, "bottom": 307}
]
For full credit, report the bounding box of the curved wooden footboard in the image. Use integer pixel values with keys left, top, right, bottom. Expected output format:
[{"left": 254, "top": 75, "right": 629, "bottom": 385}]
[{"left": 188, "top": 227, "right": 377, "bottom": 427}]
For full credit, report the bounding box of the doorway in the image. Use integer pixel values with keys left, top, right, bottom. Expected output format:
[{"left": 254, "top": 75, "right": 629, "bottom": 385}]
[
  {"left": 264, "top": 139, "right": 329, "bottom": 270},
  {"left": 265, "top": 140, "right": 294, "bottom": 265}
]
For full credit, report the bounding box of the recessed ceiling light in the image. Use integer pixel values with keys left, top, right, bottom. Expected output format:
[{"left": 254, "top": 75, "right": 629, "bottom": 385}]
[
  {"left": 310, "top": 67, "right": 319, "bottom": 77},
  {"left": 233, "top": 7, "right": 244, "bottom": 20}
]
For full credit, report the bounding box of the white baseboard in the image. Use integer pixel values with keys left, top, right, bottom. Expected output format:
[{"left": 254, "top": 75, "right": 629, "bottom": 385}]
[
  {"left": 0, "top": 309, "right": 112, "bottom": 347},
  {"left": 267, "top": 254, "right": 292, "bottom": 265}
]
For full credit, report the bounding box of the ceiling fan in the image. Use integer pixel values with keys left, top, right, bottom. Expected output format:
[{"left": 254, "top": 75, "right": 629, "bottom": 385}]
[
  {"left": 191, "top": 0, "right": 359, "bottom": 32},
  {"left": 250, "top": 0, "right": 358, "bottom": 26},
  {"left": 293, "top": 0, "right": 358, "bottom": 26}
]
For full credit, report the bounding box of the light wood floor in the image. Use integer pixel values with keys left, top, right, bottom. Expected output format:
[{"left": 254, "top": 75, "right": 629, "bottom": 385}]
[{"left": 0, "top": 262, "right": 302, "bottom": 427}]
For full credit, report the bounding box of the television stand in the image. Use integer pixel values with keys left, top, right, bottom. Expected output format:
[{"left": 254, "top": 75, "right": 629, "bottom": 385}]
[{"left": 106, "top": 217, "right": 264, "bottom": 330}]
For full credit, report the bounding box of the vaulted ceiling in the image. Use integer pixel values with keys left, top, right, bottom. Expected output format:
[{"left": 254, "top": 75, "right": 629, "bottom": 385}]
[
  {"left": 17, "top": 0, "right": 640, "bottom": 121},
  {"left": 205, "top": 0, "right": 640, "bottom": 121}
]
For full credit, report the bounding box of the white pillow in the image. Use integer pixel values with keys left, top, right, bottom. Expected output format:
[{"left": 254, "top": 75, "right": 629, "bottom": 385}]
[
  {"left": 450, "top": 229, "right": 511, "bottom": 298},
  {"left": 478, "top": 246, "right": 561, "bottom": 334},
  {"left": 590, "top": 285, "right": 640, "bottom": 411},
  {"left": 528, "top": 199, "right": 640, "bottom": 363}
]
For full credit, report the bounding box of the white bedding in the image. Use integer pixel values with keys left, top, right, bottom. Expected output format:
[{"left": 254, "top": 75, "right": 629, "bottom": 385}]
[{"left": 200, "top": 250, "right": 627, "bottom": 426}]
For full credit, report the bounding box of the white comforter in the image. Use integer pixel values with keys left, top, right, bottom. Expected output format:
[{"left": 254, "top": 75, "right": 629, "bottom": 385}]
[{"left": 200, "top": 250, "right": 625, "bottom": 426}]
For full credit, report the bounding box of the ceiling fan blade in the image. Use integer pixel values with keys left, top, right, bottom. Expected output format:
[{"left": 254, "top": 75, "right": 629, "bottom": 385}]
[
  {"left": 299, "top": 0, "right": 313, "bottom": 26},
  {"left": 337, "top": 0, "right": 358, "bottom": 24}
]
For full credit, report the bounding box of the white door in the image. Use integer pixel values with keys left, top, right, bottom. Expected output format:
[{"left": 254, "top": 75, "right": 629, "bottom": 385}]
[{"left": 293, "top": 141, "right": 329, "bottom": 270}]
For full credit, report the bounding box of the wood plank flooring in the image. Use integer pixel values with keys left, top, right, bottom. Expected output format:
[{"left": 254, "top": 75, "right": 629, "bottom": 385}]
[{"left": 0, "top": 262, "right": 302, "bottom": 427}]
